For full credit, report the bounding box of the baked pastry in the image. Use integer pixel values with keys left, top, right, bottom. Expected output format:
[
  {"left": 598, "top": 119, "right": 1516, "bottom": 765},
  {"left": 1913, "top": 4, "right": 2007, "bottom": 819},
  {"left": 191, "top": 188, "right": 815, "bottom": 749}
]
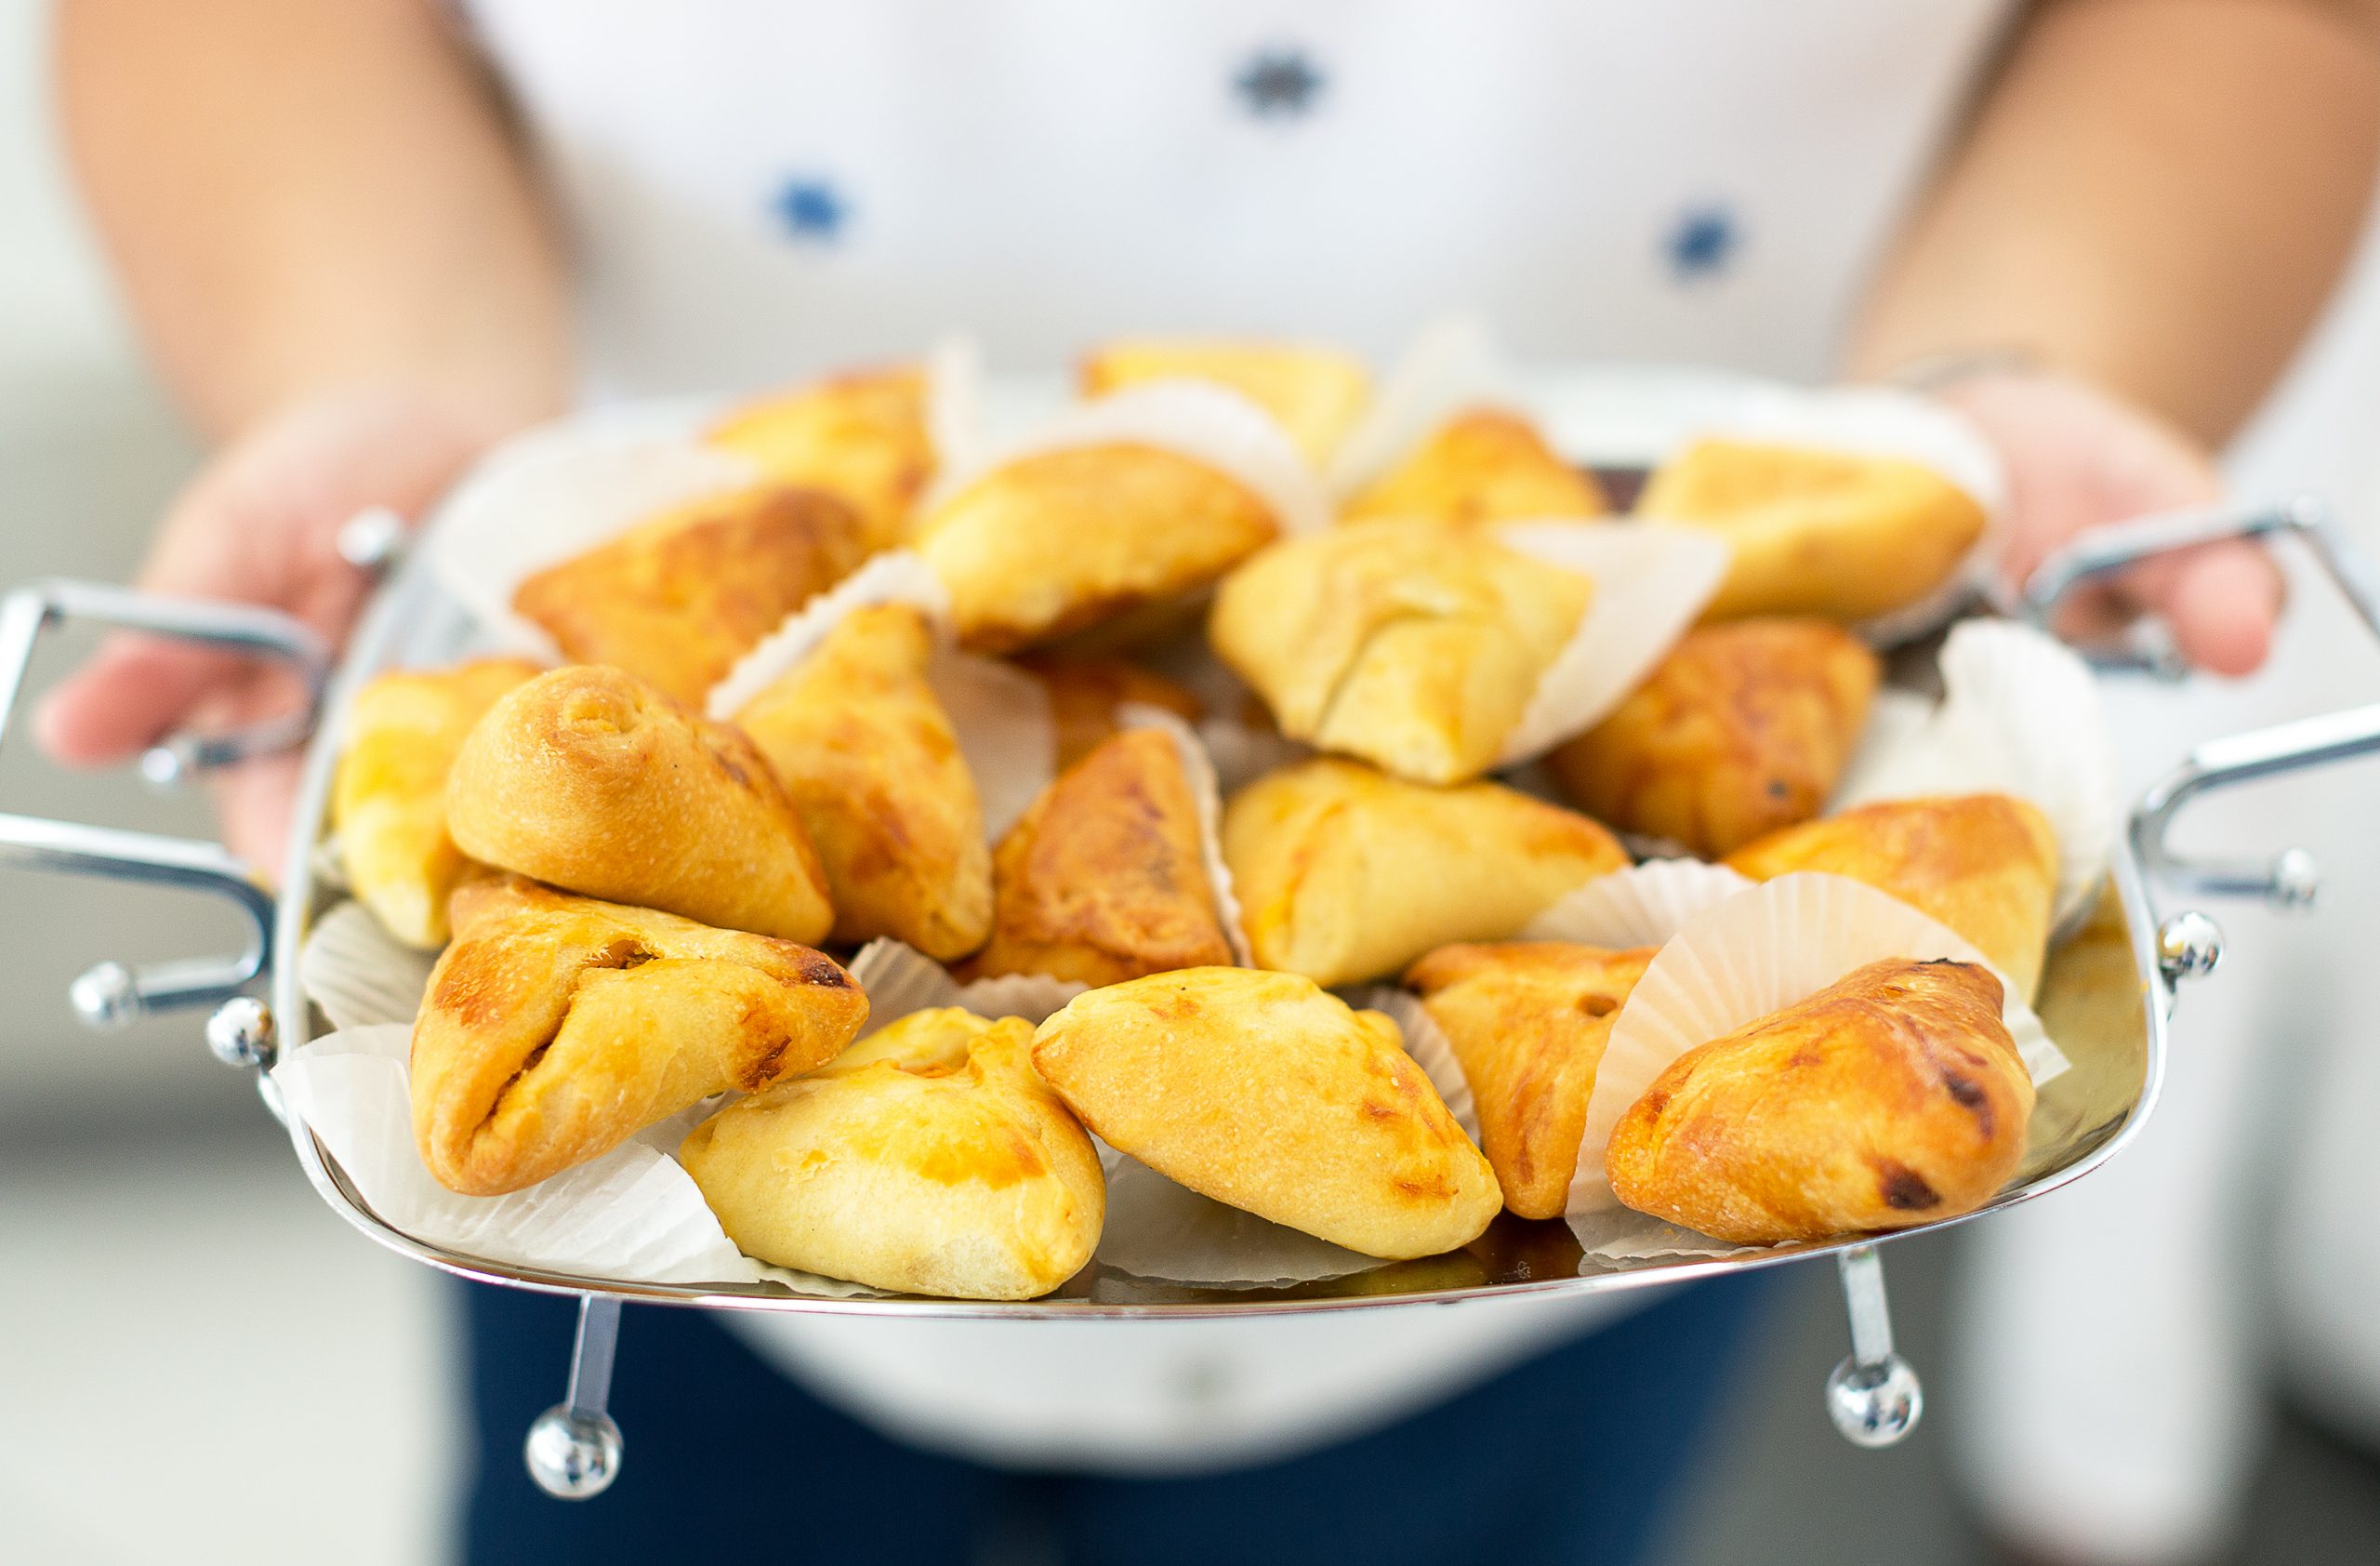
[
  {"left": 447, "top": 665, "right": 835, "bottom": 944},
  {"left": 412, "top": 877, "right": 866, "bottom": 1196},
  {"left": 678, "top": 1007, "right": 1103, "bottom": 1299},
  {"left": 1634, "top": 439, "right": 1985, "bottom": 622},
  {"left": 915, "top": 444, "right": 1279, "bottom": 653},
  {"left": 511, "top": 482, "right": 870, "bottom": 703},
  {"left": 1210, "top": 517, "right": 1592, "bottom": 784},
  {"left": 963, "top": 727, "right": 1235, "bottom": 986},
  {"left": 1725, "top": 793, "right": 2057, "bottom": 1000},
  {"left": 1224, "top": 757, "right": 1630, "bottom": 987},
  {"left": 1078, "top": 338, "right": 1371, "bottom": 469},
  {"left": 1605, "top": 957, "right": 2033, "bottom": 1243},
  {"left": 1548, "top": 619, "right": 1880, "bottom": 857},
  {"left": 733, "top": 604, "right": 993, "bottom": 960},
  {"left": 332, "top": 657, "right": 543, "bottom": 947},
  {"left": 1407, "top": 942, "right": 1656, "bottom": 1219},
  {"left": 1341, "top": 407, "right": 1609, "bottom": 524},
  {"left": 1014, "top": 655, "right": 1206, "bottom": 771},
  {"left": 1032, "top": 966, "right": 1500, "bottom": 1258},
  {"left": 706, "top": 365, "right": 935, "bottom": 552}
]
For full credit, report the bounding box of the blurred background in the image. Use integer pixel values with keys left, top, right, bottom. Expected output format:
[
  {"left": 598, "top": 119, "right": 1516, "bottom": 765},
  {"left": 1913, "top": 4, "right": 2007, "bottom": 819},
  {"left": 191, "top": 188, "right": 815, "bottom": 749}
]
[{"left": 7, "top": 1, "right": 2380, "bottom": 1560}]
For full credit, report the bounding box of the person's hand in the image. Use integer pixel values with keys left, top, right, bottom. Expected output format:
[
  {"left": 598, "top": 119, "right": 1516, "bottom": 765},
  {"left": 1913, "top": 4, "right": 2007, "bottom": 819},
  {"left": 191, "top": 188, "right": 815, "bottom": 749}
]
[
  {"left": 1932, "top": 367, "right": 2283, "bottom": 675},
  {"left": 35, "top": 389, "right": 495, "bottom": 879}
]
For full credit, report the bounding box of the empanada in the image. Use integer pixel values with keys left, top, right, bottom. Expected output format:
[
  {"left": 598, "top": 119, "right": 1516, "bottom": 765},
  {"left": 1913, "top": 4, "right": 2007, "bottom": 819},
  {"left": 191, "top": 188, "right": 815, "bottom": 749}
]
[
  {"left": 447, "top": 665, "right": 835, "bottom": 944},
  {"left": 1078, "top": 338, "right": 1371, "bottom": 469},
  {"left": 1015, "top": 654, "right": 1206, "bottom": 772},
  {"left": 1033, "top": 967, "right": 1500, "bottom": 1258},
  {"left": 963, "top": 727, "right": 1235, "bottom": 986},
  {"left": 915, "top": 444, "right": 1279, "bottom": 653},
  {"left": 512, "top": 482, "right": 871, "bottom": 703},
  {"left": 413, "top": 877, "right": 866, "bottom": 1196},
  {"left": 1725, "top": 794, "right": 2057, "bottom": 999},
  {"left": 706, "top": 365, "right": 935, "bottom": 552},
  {"left": 1549, "top": 619, "right": 1880, "bottom": 857},
  {"left": 1210, "top": 517, "right": 1592, "bottom": 784},
  {"left": 1635, "top": 439, "right": 1985, "bottom": 623},
  {"left": 1342, "top": 407, "right": 1609, "bottom": 524},
  {"left": 1224, "top": 757, "right": 1630, "bottom": 987},
  {"left": 1407, "top": 942, "right": 1656, "bottom": 1219},
  {"left": 679, "top": 1007, "right": 1103, "bottom": 1299},
  {"left": 733, "top": 604, "right": 993, "bottom": 960},
  {"left": 332, "top": 657, "right": 543, "bottom": 947},
  {"left": 1605, "top": 957, "right": 2033, "bottom": 1243}
]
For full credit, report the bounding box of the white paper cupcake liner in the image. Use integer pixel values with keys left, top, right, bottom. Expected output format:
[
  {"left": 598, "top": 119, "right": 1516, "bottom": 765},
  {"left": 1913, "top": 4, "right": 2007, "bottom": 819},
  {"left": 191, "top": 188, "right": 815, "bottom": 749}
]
[
  {"left": 1352, "top": 986, "right": 1481, "bottom": 1142},
  {"left": 1520, "top": 859, "right": 1753, "bottom": 946},
  {"left": 1491, "top": 522, "right": 1732, "bottom": 764},
  {"left": 704, "top": 551, "right": 952, "bottom": 719},
  {"left": 1322, "top": 312, "right": 1506, "bottom": 500},
  {"left": 1831, "top": 617, "right": 2118, "bottom": 923},
  {"left": 299, "top": 898, "right": 437, "bottom": 1030},
  {"left": 1567, "top": 872, "right": 2068, "bottom": 1237},
  {"left": 1090, "top": 1138, "right": 1381, "bottom": 1289},
  {"left": 844, "top": 938, "right": 1087, "bottom": 1036}
]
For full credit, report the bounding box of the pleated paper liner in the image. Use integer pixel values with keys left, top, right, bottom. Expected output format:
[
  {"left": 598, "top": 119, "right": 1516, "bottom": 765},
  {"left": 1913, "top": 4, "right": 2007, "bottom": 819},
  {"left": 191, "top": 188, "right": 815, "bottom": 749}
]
[
  {"left": 1520, "top": 857, "right": 1752, "bottom": 947},
  {"left": 1092, "top": 1140, "right": 1382, "bottom": 1290},
  {"left": 1567, "top": 871, "right": 2069, "bottom": 1260},
  {"left": 1319, "top": 312, "right": 1506, "bottom": 501},
  {"left": 298, "top": 898, "right": 436, "bottom": 1030},
  {"left": 844, "top": 937, "right": 1086, "bottom": 1034},
  {"left": 1831, "top": 617, "right": 2118, "bottom": 925}
]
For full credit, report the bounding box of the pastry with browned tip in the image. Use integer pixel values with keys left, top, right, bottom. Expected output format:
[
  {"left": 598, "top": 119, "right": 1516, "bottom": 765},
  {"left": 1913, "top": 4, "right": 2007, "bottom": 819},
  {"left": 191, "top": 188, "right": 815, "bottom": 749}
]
[
  {"left": 1725, "top": 793, "right": 2056, "bottom": 1000},
  {"left": 1605, "top": 957, "right": 2032, "bottom": 1244},
  {"left": 680, "top": 1007, "right": 1103, "bottom": 1299},
  {"left": 963, "top": 727, "right": 1235, "bottom": 987},
  {"left": 706, "top": 365, "right": 935, "bottom": 552},
  {"left": 447, "top": 664, "right": 835, "bottom": 944},
  {"left": 1078, "top": 338, "right": 1371, "bottom": 469},
  {"left": 1014, "top": 654, "right": 1206, "bottom": 772},
  {"left": 412, "top": 877, "right": 866, "bottom": 1197},
  {"left": 1407, "top": 942, "right": 1656, "bottom": 1219},
  {"left": 512, "top": 482, "right": 870, "bottom": 703},
  {"left": 734, "top": 604, "right": 993, "bottom": 960},
  {"left": 1550, "top": 619, "right": 1879, "bottom": 858},
  {"left": 333, "top": 657, "right": 544, "bottom": 947},
  {"left": 1342, "top": 406, "right": 1609, "bottom": 524},
  {"left": 1032, "top": 967, "right": 1500, "bottom": 1259}
]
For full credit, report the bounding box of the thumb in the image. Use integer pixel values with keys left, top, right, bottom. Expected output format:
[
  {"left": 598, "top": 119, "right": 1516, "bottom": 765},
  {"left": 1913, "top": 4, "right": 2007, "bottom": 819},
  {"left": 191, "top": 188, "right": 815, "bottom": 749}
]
[{"left": 34, "top": 633, "right": 249, "bottom": 765}]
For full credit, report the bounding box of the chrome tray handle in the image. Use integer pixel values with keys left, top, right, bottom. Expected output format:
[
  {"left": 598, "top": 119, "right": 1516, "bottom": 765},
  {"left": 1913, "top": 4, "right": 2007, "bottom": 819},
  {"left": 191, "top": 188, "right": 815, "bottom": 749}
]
[{"left": 0, "top": 577, "right": 333, "bottom": 1033}]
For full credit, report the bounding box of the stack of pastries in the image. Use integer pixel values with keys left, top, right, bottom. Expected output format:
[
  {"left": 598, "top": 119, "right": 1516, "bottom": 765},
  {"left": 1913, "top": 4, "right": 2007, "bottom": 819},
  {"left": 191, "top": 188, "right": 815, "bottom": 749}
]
[{"left": 324, "top": 336, "right": 2064, "bottom": 1299}]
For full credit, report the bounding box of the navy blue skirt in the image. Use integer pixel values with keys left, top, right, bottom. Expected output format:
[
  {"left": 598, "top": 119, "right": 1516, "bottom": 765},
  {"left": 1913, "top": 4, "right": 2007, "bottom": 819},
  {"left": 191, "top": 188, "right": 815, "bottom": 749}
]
[{"left": 459, "top": 1273, "right": 1771, "bottom": 1566}]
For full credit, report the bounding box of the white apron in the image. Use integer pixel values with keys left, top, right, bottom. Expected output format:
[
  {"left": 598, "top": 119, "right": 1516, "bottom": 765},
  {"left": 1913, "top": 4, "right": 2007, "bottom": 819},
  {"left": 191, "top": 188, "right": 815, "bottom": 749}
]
[{"left": 459, "top": 0, "right": 2013, "bottom": 1472}]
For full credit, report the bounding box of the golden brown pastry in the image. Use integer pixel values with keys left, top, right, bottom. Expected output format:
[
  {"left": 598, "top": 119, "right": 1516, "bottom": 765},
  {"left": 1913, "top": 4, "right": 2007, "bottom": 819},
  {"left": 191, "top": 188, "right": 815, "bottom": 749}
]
[
  {"left": 412, "top": 877, "right": 867, "bottom": 1196},
  {"left": 1635, "top": 439, "right": 1985, "bottom": 623},
  {"left": 679, "top": 1008, "right": 1103, "bottom": 1299},
  {"left": 511, "top": 482, "right": 870, "bottom": 704},
  {"left": 1224, "top": 757, "right": 1630, "bottom": 987},
  {"left": 447, "top": 665, "right": 835, "bottom": 944},
  {"left": 1033, "top": 967, "right": 1500, "bottom": 1258},
  {"left": 1407, "top": 942, "right": 1656, "bottom": 1219},
  {"left": 1015, "top": 654, "right": 1206, "bottom": 771},
  {"left": 332, "top": 658, "right": 544, "bottom": 947},
  {"left": 963, "top": 727, "right": 1235, "bottom": 986},
  {"left": 1210, "top": 517, "right": 1592, "bottom": 785},
  {"left": 706, "top": 365, "right": 935, "bottom": 552},
  {"left": 733, "top": 604, "right": 993, "bottom": 960},
  {"left": 1078, "top": 338, "right": 1371, "bottom": 469},
  {"left": 1725, "top": 794, "right": 2057, "bottom": 1000},
  {"left": 1549, "top": 619, "right": 1880, "bottom": 857},
  {"left": 1605, "top": 957, "right": 2033, "bottom": 1243},
  {"left": 1341, "top": 406, "right": 1609, "bottom": 524},
  {"left": 915, "top": 444, "right": 1279, "bottom": 653}
]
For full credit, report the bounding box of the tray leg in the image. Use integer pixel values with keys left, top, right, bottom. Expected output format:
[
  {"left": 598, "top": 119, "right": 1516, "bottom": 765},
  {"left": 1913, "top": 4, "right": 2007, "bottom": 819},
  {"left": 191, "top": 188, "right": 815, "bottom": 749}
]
[
  {"left": 524, "top": 1294, "right": 625, "bottom": 1500},
  {"left": 1825, "top": 1242, "right": 1923, "bottom": 1448}
]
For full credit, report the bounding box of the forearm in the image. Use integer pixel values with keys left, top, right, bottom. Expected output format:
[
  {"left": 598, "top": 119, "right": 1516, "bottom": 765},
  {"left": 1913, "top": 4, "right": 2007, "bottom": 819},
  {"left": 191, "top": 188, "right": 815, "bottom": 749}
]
[
  {"left": 57, "top": 0, "right": 570, "bottom": 444},
  {"left": 1847, "top": 0, "right": 2380, "bottom": 445}
]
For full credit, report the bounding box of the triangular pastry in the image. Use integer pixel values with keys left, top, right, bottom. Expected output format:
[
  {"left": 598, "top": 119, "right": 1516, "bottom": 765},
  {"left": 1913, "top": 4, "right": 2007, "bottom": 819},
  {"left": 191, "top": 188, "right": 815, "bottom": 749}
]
[
  {"left": 1407, "top": 942, "right": 1656, "bottom": 1219},
  {"left": 734, "top": 604, "right": 993, "bottom": 960},
  {"left": 706, "top": 365, "right": 935, "bottom": 553},
  {"left": 1078, "top": 338, "right": 1371, "bottom": 469},
  {"left": 1342, "top": 406, "right": 1609, "bottom": 524},
  {"left": 1725, "top": 793, "right": 2056, "bottom": 999},
  {"left": 1210, "top": 517, "right": 1592, "bottom": 784},
  {"left": 447, "top": 665, "right": 835, "bottom": 944},
  {"left": 1032, "top": 967, "right": 1500, "bottom": 1259},
  {"left": 1223, "top": 757, "right": 1630, "bottom": 988},
  {"left": 412, "top": 877, "right": 867, "bottom": 1196},
  {"left": 1550, "top": 618, "right": 1879, "bottom": 857},
  {"left": 962, "top": 727, "right": 1235, "bottom": 986},
  {"left": 679, "top": 1007, "right": 1104, "bottom": 1299},
  {"left": 1605, "top": 957, "right": 2033, "bottom": 1243}
]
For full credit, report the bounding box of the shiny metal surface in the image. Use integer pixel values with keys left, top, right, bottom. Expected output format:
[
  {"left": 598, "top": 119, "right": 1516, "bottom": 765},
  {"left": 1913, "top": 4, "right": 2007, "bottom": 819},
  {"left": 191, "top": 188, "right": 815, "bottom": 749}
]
[
  {"left": 2156, "top": 911, "right": 2226, "bottom": 985},
  {"left": 523, "top": 1295, "right": 625, "bottom": 1500},
  {"left": 204, "top": 996, "right": 278, "bottom": 1069},
  {"left": 1824, "top": 1245, "right": 1922, "bottom": 1448}
]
